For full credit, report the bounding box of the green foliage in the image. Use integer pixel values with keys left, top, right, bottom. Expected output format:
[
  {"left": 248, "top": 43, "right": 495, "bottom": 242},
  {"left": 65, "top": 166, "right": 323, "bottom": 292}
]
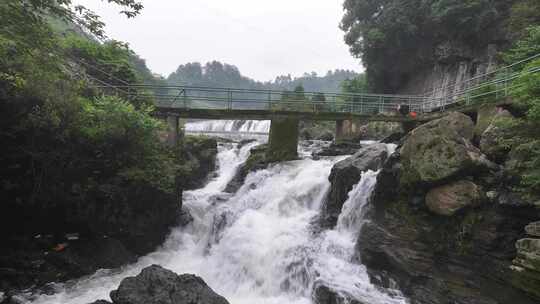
[
  {"left": 511, "top": 59, "right": 540, "bottom": 121},
  {"left": 499, "top": 30, "right": 540, "bottom": 194},
  {"left": 508, "top": 0, "right": 540, "bottom": 36},
  {"left": 340, "top": 0, "right": 517, "bottom": 92},
  {"left": 341, "top": 74, "right": 368, "bottom": 95},
  {"left": 75, "top": 96, "right": 180, "bottom": 193},
  {"left": 0, "top": 0, "right": 200, "bottom": 211},
  {"left": 503, "top": 26, "right": 540, "bottom": 65},
  {"left": 1, "top": 0, "right": 142, "bottom": 44}
]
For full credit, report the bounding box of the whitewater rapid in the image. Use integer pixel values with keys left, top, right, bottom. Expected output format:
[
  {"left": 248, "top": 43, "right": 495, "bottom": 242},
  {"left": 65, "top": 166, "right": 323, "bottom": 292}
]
[{"left": 27, "top": 120, "right": 406, "bottom": 304}]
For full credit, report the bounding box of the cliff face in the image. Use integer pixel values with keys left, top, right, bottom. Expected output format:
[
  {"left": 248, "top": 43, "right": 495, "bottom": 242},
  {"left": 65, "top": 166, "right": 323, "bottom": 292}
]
[
  {"left": 398, "top": 42, "right": 502, "bottom": 96},
  {"left": 354, "top": 111, "right": 540, "bottom": 303}
]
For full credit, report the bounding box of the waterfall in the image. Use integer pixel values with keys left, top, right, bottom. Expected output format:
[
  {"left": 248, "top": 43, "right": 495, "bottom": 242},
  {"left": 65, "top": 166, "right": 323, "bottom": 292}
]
[
  {"left": 26, "top": 137, "right": 406, "bottom": 304},
  {"left": 185, "top": 120, "right": 271, "bottom": 133}
]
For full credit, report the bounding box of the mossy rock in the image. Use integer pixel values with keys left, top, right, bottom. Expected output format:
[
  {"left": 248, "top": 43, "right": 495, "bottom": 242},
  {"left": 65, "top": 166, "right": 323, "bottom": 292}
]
[{"left": 400, "top": 112, "right": 485, "bottom": 188}]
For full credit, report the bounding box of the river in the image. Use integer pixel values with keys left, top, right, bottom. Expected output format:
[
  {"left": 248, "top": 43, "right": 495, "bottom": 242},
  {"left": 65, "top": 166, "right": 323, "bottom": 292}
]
[{"left": 26, "top": 120, "right": 407, "bottom": 304}]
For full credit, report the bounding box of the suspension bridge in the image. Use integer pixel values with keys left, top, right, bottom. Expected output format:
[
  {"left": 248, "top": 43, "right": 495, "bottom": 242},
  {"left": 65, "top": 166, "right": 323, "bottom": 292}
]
[{"left": 77, "top": 52, "right": 540, "bottom": 158}]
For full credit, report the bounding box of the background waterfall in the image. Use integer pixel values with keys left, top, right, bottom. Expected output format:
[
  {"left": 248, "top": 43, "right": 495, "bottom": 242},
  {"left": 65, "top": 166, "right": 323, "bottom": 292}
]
[
  {"left": 185, "top": 120, "right": 270, "bottom": 134},
  {"left": 26, "top": 121, "right": 406, "bottom": 304}
]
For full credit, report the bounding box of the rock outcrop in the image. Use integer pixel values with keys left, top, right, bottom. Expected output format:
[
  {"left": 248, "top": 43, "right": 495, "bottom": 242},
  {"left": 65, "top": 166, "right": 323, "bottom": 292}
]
[
  {"left": 320, "top": 143, "right": 389, "bottom": 228},
  {"left": 425, "top": 180, "right": 485, "bottom": 216},
  {"left": 179, "top": 136, "right": 218, "bottom": 190},
  {"left": 0, "top": 136, "right": 218, "bottom": 293},
  {"left": 354, "top": 112, "right": 540, "bottom": 304},
  {"left": 312, "top": 284, "right": 364, "bottom": 304},
  {"left": 400, "top": 112, "right": 496, "bottom": 189},
  {"left": 88, "top": 265, "right": 229, "bottom": 304},
  {"left": 315, "top": 142, "right": 363, "bottom": 157},
  {"left": 225, "top": 144, "right": 268, "bottom": 193}
]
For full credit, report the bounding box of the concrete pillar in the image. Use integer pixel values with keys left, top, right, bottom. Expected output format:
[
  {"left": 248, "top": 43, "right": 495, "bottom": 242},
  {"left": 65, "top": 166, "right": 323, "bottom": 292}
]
[
  {"left": 335, "top": 119, "right": 357, "bottom": 143},
  {"left": 267, "top": 117, "right": 299, "bottom": 161},
  {"left": 166, "top": 115, "right": 179, "bottom": 146}
]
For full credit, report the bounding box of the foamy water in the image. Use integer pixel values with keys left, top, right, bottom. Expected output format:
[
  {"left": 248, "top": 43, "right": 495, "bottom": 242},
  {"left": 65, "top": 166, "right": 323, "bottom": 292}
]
[{"left": 25, "top": 123, "right": 405, "bottom": 304}]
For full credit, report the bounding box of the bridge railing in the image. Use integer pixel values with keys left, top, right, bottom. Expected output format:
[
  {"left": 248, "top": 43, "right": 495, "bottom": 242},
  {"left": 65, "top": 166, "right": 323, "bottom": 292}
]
[
  {"left": 90, "top": 84, "right": 428, "bottom": 116},
  {"left": 79, "top": 52, "right": 540, "bottom": 116},
  {"left": 422, "top": 53, "right": 540, "bottom": 111}
]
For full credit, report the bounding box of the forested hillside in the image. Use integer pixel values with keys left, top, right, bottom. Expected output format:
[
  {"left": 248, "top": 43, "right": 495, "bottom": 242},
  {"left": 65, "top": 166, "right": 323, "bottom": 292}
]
[{"left": 167, "top": 61, "right": 360, "bottom": 93}]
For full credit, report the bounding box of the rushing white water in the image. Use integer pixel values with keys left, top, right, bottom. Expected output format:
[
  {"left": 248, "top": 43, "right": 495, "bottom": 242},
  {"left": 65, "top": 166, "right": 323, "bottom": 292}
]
[
  {"left": 185, "top": 120, "right": 270, "bottom": 133},
  {"left": 27, "top": 130, "right": 405, "bottom": 304}
]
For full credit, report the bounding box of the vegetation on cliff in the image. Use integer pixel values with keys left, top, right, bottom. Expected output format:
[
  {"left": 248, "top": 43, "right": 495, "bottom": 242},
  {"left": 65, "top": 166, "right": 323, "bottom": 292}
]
[{"left": 341, "top": 0, "right": 540, "bottom": 92}]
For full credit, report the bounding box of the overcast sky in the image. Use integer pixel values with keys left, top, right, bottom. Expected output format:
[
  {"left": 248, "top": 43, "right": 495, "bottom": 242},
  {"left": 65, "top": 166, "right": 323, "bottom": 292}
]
[{"left": 74, "top": 0, "right": 362, "bottom": 81}]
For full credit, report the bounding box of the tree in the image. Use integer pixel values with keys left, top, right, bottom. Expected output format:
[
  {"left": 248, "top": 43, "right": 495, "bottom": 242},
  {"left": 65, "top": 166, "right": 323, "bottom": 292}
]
[
  {"left": 340, "top": 0, "right": 516, "bottom": 93},
  {"left": 1, "top": 0, "right": 143, "bottom": 44}
]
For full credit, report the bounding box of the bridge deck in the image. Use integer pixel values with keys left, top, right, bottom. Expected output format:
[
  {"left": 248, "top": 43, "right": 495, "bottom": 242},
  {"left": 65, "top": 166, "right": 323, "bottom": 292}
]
[{"left": 155, "top": 107, "right": 424, "bottom": 122}]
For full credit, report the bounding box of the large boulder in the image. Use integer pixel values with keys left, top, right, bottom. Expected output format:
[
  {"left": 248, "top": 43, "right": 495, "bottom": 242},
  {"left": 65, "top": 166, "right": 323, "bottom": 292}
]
[
  {"left": 320, "top": 143, "right": 389, "bottom": 228},
  {"left": 109, "top": 265, "right": 229, "bottom": 304},
  {"left": 425, "top": 180, "right": 485, "bottom": 216},
  {"left": 400, "top": 112, "right": 494, "bottom": 189}
]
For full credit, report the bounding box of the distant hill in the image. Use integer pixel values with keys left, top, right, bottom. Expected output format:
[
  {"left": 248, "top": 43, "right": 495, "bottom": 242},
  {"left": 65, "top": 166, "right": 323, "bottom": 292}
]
[{"left": 167, "top": 61, "right": 360, "bottom": 93}]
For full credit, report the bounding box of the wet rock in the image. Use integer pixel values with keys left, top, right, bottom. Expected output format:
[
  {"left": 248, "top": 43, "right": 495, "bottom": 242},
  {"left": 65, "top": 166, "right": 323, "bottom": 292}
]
[
  {"left": 400, "top": 112, "right": 495, "bottom": 188},
  {"left": 514, "top": 239, "right": 540, "bottom": 272},
  {"left": 225, "top": 144, "right": 268, "bottom": 193},
  {"left": 312, "top": 284, "right": 365, "bottom": 304},
  {"left": 315, "top": 142, "right": 362, "bottom": 157},
  {"left": 525, "top": 221, "right": 540, "bottom": 237},
  {"left": 380, "top": 132, "right": 405, "bottom": 144},
  {"left": 318, "top": 131, "right": 335, "bottom": 141},
  {"left": 237, "top": 139, "right": 256, "bottom": 149},
  {"left": 425, "top": 180, "right": 485, "bottom": 216},
  {"left": 180, "top": 136, "right": 218, "bottom": 190},
  {"left": 511, "top": 239, "right": 540, "bottom": 299},
  {"left": 179, "top": 208, "right": 194, "bottom": 227},
  {"left": 109, "top": 265, "right": 229, "bottom": 304},
  {"left": 358, "top": 142, "right": 539, "bottom": 303},
  {"left": 321, "top": 143, "right": 389, "bottom": 228}
]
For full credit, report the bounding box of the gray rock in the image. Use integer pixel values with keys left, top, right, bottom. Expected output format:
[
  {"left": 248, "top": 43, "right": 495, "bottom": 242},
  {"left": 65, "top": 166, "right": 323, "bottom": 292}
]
[
  {"left": 400, "top": 112, "right": 494, "bottom": 188},
  {"left": 312, "top": 284, "right": 365, "bottom": 304},
  {"left": 514, "top": 239, "right": 540, "bottom": 272},
  {"left": 110, "top": 265, "right": 229, "bottom": 304},
  {"left": 87, "top": 301, "right": 112, "bottom": 304},
  {"left": 320, "top": 143, "right": 389, "bottom": 228},
  {"left": 315, "top": 142, "right": 362, "bottom": 156},
  {"left": 425, "top": 180, "right": 484, "bottom": 216},
  {"left": 525, "top": 221, "right": 540, "bottom": 237}
]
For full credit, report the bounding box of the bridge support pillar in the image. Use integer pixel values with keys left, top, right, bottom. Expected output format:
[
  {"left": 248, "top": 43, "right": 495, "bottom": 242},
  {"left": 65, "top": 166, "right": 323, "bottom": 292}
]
[
  {"left": 267, "top": 117, "right": 299, "bottom": 161},
  {"left": 335, "top": 119, "right": 360, "bottom": 143},
  {"left": 166, "top": 115, "right": 179, "bottom": 146}
]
